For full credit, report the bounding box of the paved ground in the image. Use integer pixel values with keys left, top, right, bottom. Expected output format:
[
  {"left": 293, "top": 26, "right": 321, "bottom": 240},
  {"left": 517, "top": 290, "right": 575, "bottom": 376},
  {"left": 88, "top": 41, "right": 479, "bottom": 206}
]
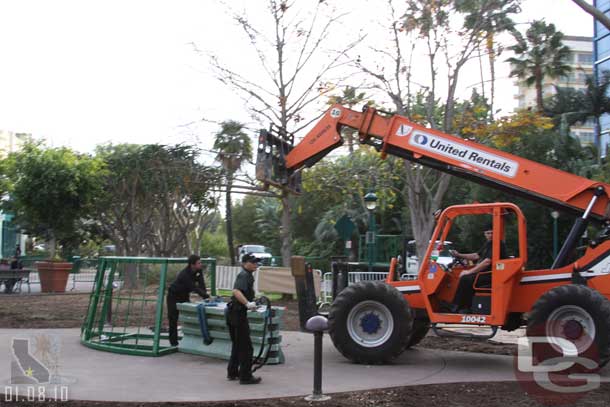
[
  {"left": 2, "top": 328, "right": 608, "bottom": 403},
  {"left": 1, "top": 271, "right": 96, "bottom": 294}
]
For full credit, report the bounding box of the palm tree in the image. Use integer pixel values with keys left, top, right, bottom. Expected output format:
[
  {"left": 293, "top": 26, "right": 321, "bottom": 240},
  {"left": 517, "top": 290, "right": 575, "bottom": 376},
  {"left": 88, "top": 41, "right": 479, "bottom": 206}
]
[
  {"left": 575, "top": 72, "right": 610, "bottom": 157},
  {"left": 546, "top": 71, "right": 610, "bottom": 160},
  {"left": 507, "top": 20, "right": 572, "bottom": 112},
  {"left": 544, "top": 85, "right": 583, "bottom": 136},
  {"left": 214, "top": 121, "right": 252, "bottom": 265}
]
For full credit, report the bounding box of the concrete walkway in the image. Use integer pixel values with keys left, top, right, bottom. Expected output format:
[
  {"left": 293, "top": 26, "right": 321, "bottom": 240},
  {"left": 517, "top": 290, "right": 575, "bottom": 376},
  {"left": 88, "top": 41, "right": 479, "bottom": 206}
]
[{"left": 0, "top": 328, "right": 608, "bottom": 402}]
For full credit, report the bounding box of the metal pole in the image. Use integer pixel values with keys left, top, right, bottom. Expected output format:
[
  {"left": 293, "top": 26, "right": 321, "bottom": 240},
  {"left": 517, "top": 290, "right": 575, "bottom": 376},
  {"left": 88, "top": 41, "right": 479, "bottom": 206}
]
[
  {"left": 313, "top": 332, "right": 323, "bottom": 395},
  {"left": 553, "top": 216, "right": 558, "bottom": 259},
  {"left": 152, "top": 261, "right": 168, "bottom": 355},
  {"left": 305, "top": 316, "right": 330, "bottom": 402},
  {"left": 368, "top": 210, "right": 374, "bottom": 273},
  {"left": 370, "top": 214, "right": 377, "bottom": 272}
]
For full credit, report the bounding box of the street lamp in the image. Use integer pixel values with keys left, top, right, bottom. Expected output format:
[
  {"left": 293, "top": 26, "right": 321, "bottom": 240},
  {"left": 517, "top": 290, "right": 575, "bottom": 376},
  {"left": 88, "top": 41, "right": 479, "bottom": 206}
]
[
  {"left": 551, "top": 210, "right": 560, "bottom": 259},
  {"left": 364, "top": 192, "right": 378, "bottom": 272}
]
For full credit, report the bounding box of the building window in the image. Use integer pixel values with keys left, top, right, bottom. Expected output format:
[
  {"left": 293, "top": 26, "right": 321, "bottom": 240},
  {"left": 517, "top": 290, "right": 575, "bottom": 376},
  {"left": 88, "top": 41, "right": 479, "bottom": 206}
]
[
  {"left": 597, "top": 36, "right": 610, "bottom": 61},
  {"left": 596, "top": 20, "right": 610, "bottom": 38},
  {"left": 601, "top": 131, "right": 610, "bottom": 158},
  {"left": 576, "top": 132, "right": 595, "bottom": 144},
  {"left": 562, "top": 72, "right": 578, "bottom": 83},
  {"left": 597, "top": 59, "right": 610, "bottom": 73},
  {"left": 595, "top": 0, "right": 610, "bottom": 12},
  {"left": 578, "top": 53, "right": 593, "bottom": 65},
  {"left": 578, "top": 72, "right": 589, "bottom": 83}
]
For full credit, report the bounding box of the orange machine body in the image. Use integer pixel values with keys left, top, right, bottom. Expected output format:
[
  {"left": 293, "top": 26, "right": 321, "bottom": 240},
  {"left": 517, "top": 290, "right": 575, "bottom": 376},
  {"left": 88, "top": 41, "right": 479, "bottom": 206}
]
[{"left": 258, "top": 104, "right": 610, "bottom": 326}]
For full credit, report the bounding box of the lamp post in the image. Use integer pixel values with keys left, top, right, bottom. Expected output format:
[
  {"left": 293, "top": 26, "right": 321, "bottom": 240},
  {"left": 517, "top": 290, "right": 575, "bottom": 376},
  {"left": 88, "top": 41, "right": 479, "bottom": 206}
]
[
  {"left": 551, "top": 210, "right": 559, "bottom": 259},
  {"left": 364, "top": 192, "right": 378, "bottom": 273}
]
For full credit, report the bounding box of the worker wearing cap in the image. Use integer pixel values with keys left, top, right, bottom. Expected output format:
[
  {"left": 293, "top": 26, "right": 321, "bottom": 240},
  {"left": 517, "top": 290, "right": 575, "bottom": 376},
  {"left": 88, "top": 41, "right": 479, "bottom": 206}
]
[
  {"left": 226, "top": 253, "right": 262, "bottom": 385},
  {"left": 167, "top": 254, "right": 209, "bottom": 347}
]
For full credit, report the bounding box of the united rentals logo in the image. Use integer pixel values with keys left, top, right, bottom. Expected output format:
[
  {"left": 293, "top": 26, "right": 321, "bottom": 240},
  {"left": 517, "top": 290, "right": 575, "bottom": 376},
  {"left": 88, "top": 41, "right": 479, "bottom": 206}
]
[
  {"left": 409, "top": 131, "right": 519, "bottom": 178},
  {"left": 413, "top": 133, "right": 428, "bottom": 145}
]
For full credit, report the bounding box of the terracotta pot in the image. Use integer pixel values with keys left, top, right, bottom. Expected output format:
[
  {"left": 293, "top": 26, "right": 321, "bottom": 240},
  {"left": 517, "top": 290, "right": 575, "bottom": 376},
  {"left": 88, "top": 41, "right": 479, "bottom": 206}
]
[{"left": 36, "top": 261, "right": 72, "bottom": 293}]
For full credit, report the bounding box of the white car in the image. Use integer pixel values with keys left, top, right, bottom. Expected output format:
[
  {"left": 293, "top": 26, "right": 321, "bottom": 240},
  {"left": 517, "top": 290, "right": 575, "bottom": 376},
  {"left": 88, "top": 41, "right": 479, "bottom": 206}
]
[
  {"left": 404, "top": 240, "right": 454, "bottom": 275},
  {"left": 236, "top": 244, "right": 273, "bottom": 265}
]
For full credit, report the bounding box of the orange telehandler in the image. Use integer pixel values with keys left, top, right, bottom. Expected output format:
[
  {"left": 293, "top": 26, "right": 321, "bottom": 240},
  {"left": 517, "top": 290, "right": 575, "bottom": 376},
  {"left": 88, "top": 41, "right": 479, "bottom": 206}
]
[{"left": 256, "top": 104, "right": 610, "bottom": 367}]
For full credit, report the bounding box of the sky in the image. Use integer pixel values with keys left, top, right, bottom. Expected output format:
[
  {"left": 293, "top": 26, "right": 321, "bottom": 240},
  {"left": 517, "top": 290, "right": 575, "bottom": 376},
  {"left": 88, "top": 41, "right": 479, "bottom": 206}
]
[{"left": 0, "top": 0, "right": 596, "bottom": 161}]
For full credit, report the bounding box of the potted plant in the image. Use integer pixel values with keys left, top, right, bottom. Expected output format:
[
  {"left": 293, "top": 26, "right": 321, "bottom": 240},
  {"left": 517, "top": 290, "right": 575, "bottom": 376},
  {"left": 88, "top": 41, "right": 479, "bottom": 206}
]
[
  {"left": 1, "top": 142, "right": 106, "bottom": 293},
  {"left": 36, "top": 258, "right": 73, "bottom": 293}
]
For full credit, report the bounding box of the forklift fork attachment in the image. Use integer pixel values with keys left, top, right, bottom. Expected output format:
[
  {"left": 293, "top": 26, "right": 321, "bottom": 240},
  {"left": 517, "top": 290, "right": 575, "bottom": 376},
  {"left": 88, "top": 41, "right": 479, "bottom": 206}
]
[{"left": 255, "top": 125, "right": 302, "bottom": 194}]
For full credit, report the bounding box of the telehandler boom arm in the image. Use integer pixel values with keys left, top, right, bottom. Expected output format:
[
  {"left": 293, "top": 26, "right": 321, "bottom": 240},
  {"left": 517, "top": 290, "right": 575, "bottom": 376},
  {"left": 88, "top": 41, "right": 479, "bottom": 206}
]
[{"left": 261, "top": 104, "right": 610, "bottom": 223}]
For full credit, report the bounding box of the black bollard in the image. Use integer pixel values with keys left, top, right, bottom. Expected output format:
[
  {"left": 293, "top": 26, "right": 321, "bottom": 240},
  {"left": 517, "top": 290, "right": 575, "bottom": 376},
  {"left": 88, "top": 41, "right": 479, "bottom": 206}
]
[{"left": 304, "top": 315, "right": 331, "bottom": 402}]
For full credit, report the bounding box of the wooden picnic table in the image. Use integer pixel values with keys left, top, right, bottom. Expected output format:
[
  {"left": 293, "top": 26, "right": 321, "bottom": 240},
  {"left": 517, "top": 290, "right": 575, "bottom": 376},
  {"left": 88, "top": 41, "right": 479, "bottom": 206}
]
[{"left": 0, "top": 268, "right": 34, "bottom": 293}]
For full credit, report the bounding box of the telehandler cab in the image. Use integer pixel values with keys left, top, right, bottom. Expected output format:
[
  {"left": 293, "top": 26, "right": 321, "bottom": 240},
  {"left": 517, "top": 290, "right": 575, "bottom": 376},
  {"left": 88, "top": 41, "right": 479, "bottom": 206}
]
[{"left": 256, "top": 105, "right": 610, "bottom": 367}]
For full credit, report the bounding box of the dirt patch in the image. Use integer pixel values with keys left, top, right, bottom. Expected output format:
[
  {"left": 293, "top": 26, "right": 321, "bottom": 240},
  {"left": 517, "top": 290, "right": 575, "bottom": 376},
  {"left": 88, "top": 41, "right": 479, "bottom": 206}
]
[
  {"left": 0, "top": 292, "right": 92, "bottom": 329},
  {"left": 418, "top": 334, "right": 516, "bottom": 356},
  {"left": 0, "top": 294, "right": 516, "bottom": 356},
  {"left": 2, "top": 382, "right": 609, "bottom": 406}
]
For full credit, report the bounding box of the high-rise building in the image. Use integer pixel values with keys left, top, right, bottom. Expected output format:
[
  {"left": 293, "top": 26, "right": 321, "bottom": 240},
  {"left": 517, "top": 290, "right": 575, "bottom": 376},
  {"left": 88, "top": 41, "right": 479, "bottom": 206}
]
[
  {"left": 594, "top": 0, "right": 610, "bottom": 157},
  {"left": 0, "top": 130, "right": 28, "bottom": 158}
]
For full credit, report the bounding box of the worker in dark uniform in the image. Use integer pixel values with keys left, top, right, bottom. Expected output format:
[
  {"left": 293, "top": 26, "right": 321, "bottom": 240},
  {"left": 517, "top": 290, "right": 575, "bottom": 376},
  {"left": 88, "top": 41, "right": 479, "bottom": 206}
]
[
  {"left": 167, "top": 254, "right": 209, "bottom": 346},
  {"left": 449, "top": 224, "right": 507, "bottom": 313},
  {"left": 226, "top": 253, "right": 261, "bottom": 385}
]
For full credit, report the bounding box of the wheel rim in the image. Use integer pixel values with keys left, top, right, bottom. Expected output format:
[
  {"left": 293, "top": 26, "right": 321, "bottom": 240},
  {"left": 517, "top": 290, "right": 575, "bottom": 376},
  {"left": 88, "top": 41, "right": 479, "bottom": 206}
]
[
  {"left": 546, "top": 305, "right": 596, "bottom": 355},
  {"left": 346, "top": 300, "right": 394, "bottom": 348}
]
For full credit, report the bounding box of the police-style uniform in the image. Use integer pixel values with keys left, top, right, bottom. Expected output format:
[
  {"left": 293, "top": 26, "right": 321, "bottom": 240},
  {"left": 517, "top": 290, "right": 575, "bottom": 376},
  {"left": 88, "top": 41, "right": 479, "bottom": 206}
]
[
  {"left": 167, "top": 265, "right": 209, "bottom": 346},
  {"left": 226, "top": 261, "right": 257, "bottom": 382}
]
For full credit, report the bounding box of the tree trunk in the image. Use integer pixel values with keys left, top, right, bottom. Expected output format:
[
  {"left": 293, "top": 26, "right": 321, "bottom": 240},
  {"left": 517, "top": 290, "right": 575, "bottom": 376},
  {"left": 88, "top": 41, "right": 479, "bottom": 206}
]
[
  {"left": 280, "top": 189, "right": 293, "bottom": 267},
  {"left": 346, "top": 130, "right": 355, "bottom": 153},
  {"left": 572, "top": 0, "right": 610, "bottom": 31},
  {"left": 487, "top": 32, "right": 496, "bottom": 120},
  {"left": 535, "top": 71, "right": 544, "bottom": 112},
  {"left": 405, "top": 164, "right": 452, "bottom": 260},
  {"left": 226, "top": 176, "right": 235, "bottom": 265},
  {"left": 477, "top": 45, "right": 486, "bottom": 101},
  {"left": 48, "top": 233, "right": 57, "bottom": 259}
]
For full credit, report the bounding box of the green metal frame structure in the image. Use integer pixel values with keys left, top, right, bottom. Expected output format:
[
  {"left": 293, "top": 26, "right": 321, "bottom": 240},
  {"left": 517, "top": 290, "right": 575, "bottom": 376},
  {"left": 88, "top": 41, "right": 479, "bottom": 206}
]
[{"left": 80, "top": 256, "right": 216, "bottom": 357}]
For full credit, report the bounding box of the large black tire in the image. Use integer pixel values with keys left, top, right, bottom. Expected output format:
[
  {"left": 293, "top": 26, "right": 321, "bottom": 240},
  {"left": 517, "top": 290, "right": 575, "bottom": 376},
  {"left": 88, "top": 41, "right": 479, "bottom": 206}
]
[
  {"left": 328, "top": 281, "right": 413, "bottom": 364},
  {"left": 527, "top": 284, "right": 610, "bottom": 368},
  {"left": 406, "top": 318, "right": 430, "bottom": 348}
]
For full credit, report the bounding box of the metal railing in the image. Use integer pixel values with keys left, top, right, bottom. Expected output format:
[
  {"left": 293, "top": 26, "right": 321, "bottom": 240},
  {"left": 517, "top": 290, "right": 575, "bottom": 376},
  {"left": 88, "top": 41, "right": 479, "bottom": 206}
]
[{"left": 321, "top": 271, "right": 389, "bottom": 303}]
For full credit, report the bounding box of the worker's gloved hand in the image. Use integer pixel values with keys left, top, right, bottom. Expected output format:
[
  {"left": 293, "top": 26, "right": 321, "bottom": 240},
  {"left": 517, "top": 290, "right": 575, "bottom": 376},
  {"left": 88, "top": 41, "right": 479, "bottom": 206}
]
[{"left": 246, "top": 301, "right": 257, "bottom": 310}]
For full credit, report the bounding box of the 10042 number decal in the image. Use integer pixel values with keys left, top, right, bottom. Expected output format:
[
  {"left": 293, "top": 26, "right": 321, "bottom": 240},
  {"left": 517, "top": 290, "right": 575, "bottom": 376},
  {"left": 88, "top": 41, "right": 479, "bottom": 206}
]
[{"left": 461, "top": 315, "right": 486, "bottom": 323}]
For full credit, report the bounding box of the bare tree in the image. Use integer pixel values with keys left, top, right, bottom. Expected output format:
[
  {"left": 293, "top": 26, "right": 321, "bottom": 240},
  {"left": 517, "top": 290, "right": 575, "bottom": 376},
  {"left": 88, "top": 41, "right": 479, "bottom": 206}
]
[
  {"left": 356, "top": 0, "right": 520, "bottom": 258},
  {"left": 206, "top": 0, "right": 363, "bottom": 266}
]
